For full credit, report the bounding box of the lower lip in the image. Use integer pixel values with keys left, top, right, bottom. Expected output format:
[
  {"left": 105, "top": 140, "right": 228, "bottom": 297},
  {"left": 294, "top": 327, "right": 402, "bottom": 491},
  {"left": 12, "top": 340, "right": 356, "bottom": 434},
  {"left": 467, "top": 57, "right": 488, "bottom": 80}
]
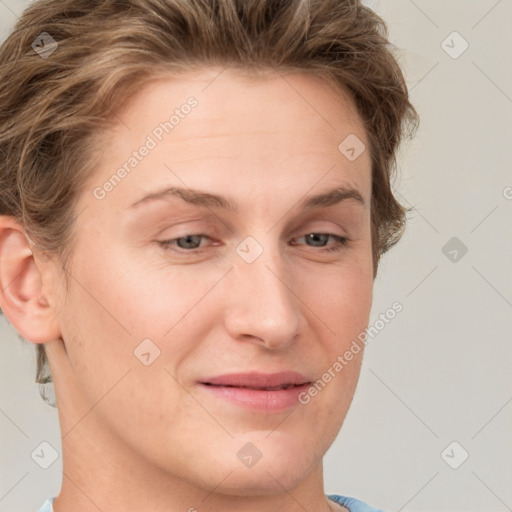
[{"left": 199, "top": 383, "right": 311, "bottom": 412}]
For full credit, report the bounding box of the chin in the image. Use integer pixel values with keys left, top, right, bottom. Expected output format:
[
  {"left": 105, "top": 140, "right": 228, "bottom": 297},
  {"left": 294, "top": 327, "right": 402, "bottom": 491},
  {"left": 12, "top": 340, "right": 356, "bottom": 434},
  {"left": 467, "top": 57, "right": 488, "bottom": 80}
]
[
  {"left": 199, "top": 441, "right": 316, "bottom": 497},
  {"left": 214, "top": 463, "right": 310, "bottom": 497}
]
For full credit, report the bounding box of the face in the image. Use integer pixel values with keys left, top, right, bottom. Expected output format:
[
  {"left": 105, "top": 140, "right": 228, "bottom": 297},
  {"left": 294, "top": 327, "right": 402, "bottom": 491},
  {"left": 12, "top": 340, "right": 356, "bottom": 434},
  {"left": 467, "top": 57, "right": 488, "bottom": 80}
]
[{"left": 48, "top": 67, "right": 373, "bottom": 495}]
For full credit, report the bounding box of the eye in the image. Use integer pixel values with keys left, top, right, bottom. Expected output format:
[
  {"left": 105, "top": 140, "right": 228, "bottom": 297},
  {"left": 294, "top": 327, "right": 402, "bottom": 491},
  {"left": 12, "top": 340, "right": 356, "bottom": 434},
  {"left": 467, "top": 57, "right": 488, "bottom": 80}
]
[
  {"left": 291, "top": 233, "right": 350, "bottom": 252},
  {"left": 158, "top": 234, "right": 212, "bottom": 252},
  {"left": 157, "top": 232, "right": 350, "bottom": 255}
]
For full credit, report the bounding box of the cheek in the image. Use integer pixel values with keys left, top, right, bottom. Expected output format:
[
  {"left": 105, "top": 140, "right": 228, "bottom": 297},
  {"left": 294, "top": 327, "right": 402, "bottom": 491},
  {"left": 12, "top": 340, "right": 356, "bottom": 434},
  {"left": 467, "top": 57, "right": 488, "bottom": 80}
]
[
  {"left": 86, "top": 246, "right": 218, "bottom": 338},
  {"left": 58, "top": 246, "right": 219, "bottom": 386},
  {"left": 300, "top": 267, "right": 370, "bottom": 434},
  {"left": 320, "top": 277, "right": 372, "bottom": 343},
  {"left": 299, "top": 254, "right": 373, "bottom": 344}
]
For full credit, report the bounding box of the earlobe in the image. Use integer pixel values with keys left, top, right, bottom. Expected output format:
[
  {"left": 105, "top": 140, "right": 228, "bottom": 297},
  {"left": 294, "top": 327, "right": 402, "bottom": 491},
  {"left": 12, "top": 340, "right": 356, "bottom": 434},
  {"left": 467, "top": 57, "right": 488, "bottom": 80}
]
[{"left": 0, "top": 215, "right": 61, "bottom": 344}]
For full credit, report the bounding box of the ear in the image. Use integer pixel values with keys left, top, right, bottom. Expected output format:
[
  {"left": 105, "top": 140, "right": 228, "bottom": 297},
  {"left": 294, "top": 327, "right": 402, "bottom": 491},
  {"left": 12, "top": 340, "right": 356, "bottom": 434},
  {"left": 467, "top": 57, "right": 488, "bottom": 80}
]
[{"left": 0, "top": 215, "right": 61, "bottom": 344}]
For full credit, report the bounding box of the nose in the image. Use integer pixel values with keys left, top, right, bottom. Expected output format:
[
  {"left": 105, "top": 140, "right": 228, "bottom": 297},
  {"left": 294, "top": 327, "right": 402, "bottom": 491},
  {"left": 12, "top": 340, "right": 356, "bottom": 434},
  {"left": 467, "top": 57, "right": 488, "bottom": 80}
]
[{"left": 223, "top": 240, "right": 302, "bottom": 350}]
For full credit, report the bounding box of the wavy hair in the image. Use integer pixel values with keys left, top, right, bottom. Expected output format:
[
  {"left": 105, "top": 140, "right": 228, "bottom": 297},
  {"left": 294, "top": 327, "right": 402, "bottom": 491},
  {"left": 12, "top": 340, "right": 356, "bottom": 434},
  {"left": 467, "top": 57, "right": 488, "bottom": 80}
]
[{"left": 0, "top": 0, "right": 419, "bottom": 392}]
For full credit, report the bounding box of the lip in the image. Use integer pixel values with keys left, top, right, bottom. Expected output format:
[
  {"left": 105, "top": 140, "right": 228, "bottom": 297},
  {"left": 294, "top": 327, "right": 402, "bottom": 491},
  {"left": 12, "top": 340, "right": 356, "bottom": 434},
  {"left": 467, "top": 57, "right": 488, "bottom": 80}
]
[{"left": 198, "top": 371, "right": 312, "bottom": 412}]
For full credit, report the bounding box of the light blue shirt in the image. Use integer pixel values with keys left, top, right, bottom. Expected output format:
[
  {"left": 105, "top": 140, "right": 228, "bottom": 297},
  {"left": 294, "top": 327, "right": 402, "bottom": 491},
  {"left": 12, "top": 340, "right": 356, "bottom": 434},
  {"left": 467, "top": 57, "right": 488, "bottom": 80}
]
[{"left": 38, "top": 494, "right": 386, "bottom": 511}]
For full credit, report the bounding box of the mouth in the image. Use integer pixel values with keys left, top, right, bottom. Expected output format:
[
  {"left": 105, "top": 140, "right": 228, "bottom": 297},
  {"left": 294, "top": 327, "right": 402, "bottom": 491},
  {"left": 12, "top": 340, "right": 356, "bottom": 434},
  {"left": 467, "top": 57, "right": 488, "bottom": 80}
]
[
  {"left": 202, "top": 382, "right": 307, "bottom": 391},
  {"left": 197, "top": 372, "right": 312, "bottom": 412}
]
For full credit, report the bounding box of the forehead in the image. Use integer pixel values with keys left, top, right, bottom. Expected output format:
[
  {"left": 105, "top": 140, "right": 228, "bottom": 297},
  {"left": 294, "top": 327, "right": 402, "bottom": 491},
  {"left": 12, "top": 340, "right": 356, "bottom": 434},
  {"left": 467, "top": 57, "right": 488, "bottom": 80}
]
[
  {"left": 84, "top": 67, "right": 371, "bottom": 211},
  {"left": 116, "top": 66, "right": 366, "bottom": 141}
]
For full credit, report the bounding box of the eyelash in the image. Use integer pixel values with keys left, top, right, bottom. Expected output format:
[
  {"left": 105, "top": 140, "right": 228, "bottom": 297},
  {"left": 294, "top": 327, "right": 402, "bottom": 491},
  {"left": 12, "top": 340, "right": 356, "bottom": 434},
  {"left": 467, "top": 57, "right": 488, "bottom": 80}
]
[{"left": 157, "top": 233, "right": 350, "bottom": 254}]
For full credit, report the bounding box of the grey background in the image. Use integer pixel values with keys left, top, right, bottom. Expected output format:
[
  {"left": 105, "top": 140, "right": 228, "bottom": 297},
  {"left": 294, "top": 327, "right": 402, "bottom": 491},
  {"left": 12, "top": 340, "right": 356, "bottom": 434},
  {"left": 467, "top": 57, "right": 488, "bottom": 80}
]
[{"left": 1, "top": 1, "right": 511, "bottom": 511}]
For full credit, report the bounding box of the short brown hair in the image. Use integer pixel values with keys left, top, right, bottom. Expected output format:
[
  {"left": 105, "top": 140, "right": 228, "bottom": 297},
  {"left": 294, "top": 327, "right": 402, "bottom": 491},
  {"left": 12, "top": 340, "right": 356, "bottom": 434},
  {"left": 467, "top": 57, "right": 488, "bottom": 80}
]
[{"left": 0, "top": 0, "right": 419, "bottom": 388}]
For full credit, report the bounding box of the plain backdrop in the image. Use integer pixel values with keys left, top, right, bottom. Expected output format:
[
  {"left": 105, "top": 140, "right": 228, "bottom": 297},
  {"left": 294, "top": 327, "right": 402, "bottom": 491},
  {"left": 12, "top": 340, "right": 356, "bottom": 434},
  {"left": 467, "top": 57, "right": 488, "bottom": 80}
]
[{"left": 1, "top": 1, "right": 511, "bottom": 511}]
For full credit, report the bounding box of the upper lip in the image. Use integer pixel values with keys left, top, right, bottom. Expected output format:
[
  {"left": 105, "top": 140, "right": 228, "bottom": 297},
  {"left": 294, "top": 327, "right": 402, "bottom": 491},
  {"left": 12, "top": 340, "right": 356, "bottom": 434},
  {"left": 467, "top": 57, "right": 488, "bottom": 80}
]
[{"left": 199, "top": 371, "right": 311, "bottom": 390}]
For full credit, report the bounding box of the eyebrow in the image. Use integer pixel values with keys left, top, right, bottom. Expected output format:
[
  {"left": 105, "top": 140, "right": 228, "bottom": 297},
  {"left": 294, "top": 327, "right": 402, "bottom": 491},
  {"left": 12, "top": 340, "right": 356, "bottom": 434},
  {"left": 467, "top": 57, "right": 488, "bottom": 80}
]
[{"left": 129, "top": 185, "right": 365, "bottom": 211}]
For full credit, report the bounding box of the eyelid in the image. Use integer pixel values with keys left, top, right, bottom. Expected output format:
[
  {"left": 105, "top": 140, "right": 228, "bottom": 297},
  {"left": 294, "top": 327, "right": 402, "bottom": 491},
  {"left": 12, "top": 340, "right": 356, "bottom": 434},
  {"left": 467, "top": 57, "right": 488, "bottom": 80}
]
[
  {"left": 155, "top": 216, "right": 353, "bottom": 251},
  {"left": 157, "top": 232, "right": 351, "bottom": 255},
  {"left": 291, "top": 233, "right": 350, "bottom": 252}
]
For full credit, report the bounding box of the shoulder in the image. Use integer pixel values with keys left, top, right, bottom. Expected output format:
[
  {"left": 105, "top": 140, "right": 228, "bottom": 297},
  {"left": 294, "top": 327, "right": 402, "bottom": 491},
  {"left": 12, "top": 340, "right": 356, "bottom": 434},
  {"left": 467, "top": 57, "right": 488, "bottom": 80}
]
[
  {"left": 328, "top": 494, "right": 388, "bottom": 512},
  {"left": 38, "top": 495, "right": 384, "bottom": 512},
  {"left": 36, "top": 497, "right": 55, "bottom": 512}
]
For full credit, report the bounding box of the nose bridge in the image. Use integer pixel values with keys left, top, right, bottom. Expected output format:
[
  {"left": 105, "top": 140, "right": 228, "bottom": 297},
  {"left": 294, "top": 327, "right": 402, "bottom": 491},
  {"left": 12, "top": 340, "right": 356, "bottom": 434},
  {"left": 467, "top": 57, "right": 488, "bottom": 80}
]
[{"left": 223, "top": 233, "right": 301, "bottom": 348}]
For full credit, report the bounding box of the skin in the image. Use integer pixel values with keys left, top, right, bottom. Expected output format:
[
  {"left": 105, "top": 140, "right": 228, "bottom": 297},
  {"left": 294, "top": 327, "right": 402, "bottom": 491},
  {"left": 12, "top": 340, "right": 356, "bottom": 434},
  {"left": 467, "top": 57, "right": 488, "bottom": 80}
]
[{"left": 0, "top": 67, "right": 374, "bottom": 512}]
